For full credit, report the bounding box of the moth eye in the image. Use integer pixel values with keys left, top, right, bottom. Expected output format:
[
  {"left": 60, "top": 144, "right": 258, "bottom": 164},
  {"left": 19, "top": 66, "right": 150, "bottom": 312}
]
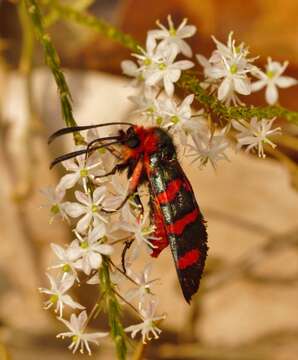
[{"left": 127, "top": 136, "right": 140, "bottom": 148}]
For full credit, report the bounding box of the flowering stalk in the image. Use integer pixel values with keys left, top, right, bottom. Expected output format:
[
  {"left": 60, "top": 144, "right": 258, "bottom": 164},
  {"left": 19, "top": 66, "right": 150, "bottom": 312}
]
[{"left": 44, "top": 1, "right": 298, "bottom": 126}]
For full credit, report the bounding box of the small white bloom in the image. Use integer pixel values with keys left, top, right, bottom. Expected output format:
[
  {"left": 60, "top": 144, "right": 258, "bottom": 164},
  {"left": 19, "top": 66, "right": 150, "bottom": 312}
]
[
  {"left": 251, "top": 57, "right": 297, "bottom": 105},
  {"left": 57, "top": 311, "right": 108, "bottom": 355},
  {"left": 197, "top": 32, "right": 256, "bottom": 104},
  {"left": 50, "top": 243, "right": 81, "bottom": 281},
  {"left": 144, "top": 45, "right": 194, "bottom": 96},
  {"left": 129, "top": 89, "right": 163, "bottom": 124},
  {"left": 39, "top": 274, "right": 84, "bottom": 317},
  {"left": 232, "top": 117, "right": 281, "bottom": 158},
  {"left": 187, "top": 127, "right": 230, "bottom": 168},
  {"left": 41, "top": 187, "right": 68, "bottom": 223},
  {"left": 121, "top": 36, "right": 158, "bottom": 88},
  {"left": 102, "top": 174, "right": 130, "bottom": 211},
  {"left": 160, "top": 94, "right": 205, "bottom": 143},
  {"left": 120, "top": 213, "right": 158, "bottom": 260},
  {"left": 69, "top": 225, "right": 113, "bottom": 275},
  {"left": 149, "top": 15, "right": 196, "bottom": 57},
  {"left": 125, "top": 300, "right": 165, "bottom": 344},
  {"left": 64, "top": 187, "right": 108, "bottom": 233},
  {"left": 56, "top": 151, "right": 103, "bottom": 193},
  {"left": 125, "top": 264, "right": 158, "bottom": 304}
]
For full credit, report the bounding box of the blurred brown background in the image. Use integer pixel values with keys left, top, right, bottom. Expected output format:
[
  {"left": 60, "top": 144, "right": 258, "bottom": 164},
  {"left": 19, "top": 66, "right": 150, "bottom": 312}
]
[{"left": 0, "top": 0, "right": 298, "bottom": 359}]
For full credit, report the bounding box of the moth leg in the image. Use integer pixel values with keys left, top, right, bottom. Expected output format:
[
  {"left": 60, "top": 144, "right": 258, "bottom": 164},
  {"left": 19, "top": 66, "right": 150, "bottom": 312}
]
[
  {"left": 121, "top": 239, "right": 134, "bottom": 273},
  {"left": 94, "top": 161, "right": 129, "bottom": 179},
  {"left": 102, "top": 158, "right": 144, "bottom": 213}
]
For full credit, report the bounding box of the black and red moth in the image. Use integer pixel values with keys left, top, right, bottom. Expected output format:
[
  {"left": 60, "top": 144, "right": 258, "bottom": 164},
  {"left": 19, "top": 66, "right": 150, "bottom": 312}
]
[{"left": 49, "top": 123, "right": 208, "bottom": 303}]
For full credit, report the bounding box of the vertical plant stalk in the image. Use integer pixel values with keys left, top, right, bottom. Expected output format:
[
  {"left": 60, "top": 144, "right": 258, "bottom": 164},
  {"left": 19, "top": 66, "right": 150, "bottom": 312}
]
[
  {"left": 100, "top": 258, "right": 127, "bottom": 360},
  {"left": 24, "top": 0, "right": 83, "bottom": 144}
]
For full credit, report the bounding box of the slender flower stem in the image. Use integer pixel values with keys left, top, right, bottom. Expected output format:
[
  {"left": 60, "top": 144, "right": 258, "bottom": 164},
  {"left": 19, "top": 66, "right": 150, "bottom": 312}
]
[
  {"left": 179, "top": 72, "right": 298, "bottom": 125},
  {"left": 24, "top": 0, "right": 84, "bottom": 144},
  {"left": 100, "top": 258, "right": 127, "bottom": 360}
]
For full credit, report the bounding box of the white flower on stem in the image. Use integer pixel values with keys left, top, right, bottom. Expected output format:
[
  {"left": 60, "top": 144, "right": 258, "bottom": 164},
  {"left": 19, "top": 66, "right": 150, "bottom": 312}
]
[
  {"left": 102, "top": 174, "right": 130, "bottom": 211},
  {"left": 160, "top": 94, "right": 205, "bottom": 143},
  {"left": 49, "top": 243, "right": 81, "bottom": 281},
  {"left": 187, "top": 127, "right": 230, "bottom": 168},
  {"left": 125, "top": 300, "right": 165, "bottom": 344},
  {"left": 69, "top": 225, "right": 113, "bottom": 275},
  {"left": 149, "top": 15, "right": 196, "bottom": 57},
  {"left": 57, "top": 311, "right": 108, "bottom": 355},
  {"left": 129, "top": 89, "right": 163, "bottom": 124},
  {"left": 144, "top": 45, "right": 194, "bottom": 96},
  {"left": 251, "top": 57, "right": 297, "bottom": 105},
  {"left": 39, "top": 274, "right": 84, "bottom": 318},
  {"left": 197, "top": 32, "right": 256, "bottom": 104},
  {"left": 121, "top": 36, "right": 158, "bottom": 88},
  {"left": 125, "top": 264, "right": 158, "bottom": 304},
  {"left": 41, "top": 187, "right": 68, "bottom": 223},
  {"left": 56, "top": 152, "right": 103, "bottom": 193},
  {"left": 64, "top": 187, "right": 108, "bottom": 233},
  {"left": 232, "top": 117, "right": 281, "bottom": 158},
  {"left": 120, "top": 213, "right": 158, "bottom": 260}
]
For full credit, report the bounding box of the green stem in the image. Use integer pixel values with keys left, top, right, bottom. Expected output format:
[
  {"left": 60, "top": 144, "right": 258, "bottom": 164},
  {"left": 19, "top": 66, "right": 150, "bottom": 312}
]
[
  {"left": 179, "top": 72, "right": 298, "bottom": 125},
  {"left": 24, "top": 0, "right": 84, "bottom": 144},
  {"left": 100, "top": 258, "right": 127, "bottom": 360}
]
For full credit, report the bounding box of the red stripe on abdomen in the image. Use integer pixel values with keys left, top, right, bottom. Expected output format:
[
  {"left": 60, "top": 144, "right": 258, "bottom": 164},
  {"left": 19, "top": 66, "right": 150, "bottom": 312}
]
[
  {"left": 157, "top": 178, "right": 183, "bottom": 204},
  {"left": 178, "top": 249, "right": 200, "bottom": 269},
  {"left": 167, "top": 208, "right": 199, "bottom": 235}
]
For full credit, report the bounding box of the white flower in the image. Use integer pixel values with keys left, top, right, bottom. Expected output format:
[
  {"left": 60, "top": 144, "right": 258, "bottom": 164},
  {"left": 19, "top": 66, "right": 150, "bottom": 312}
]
[
  {"left": 197, "top": 32, "right": 256, "bottom": 104},
  {"left": 251, "top": 57, "right": 297, "bottom": 105},
  {"left": 187, "top": 127, "right": 230, "bottom": 168},
  {"left": 144, "top": 45, "right": 194, "bottom": 96},
  {"left": 121, "top": 35, "right": 158, "bottom": 88},
  {"left": 120, "top": 213, "right": 158, "bottom": 260},
  {"left": 232, "top": 117, "right": 281, "bottom": 158},
  {"left": 56, "top": 151, "right": 103, "bottom": 193},
  {"left": 57, "top": 311, "right": 108, "bottom": 355},
  {"left": 125, "top": 300, "right": 165, "bottom": 343},
  {"left": 50, "top": 243, "right": 81, "bottom": 281},
  {"left": 149, "top": 15, "right": 196, "bottom": 57},
  {"left": 69, "top": 225, "right": 113, "bottom": 275},
  {"left": 39, "top": 274, "right": 84, "bottom": 317},
  {"left": 102, "top": 174, "right": 130, "bottom": 211},
  {"left": 129, "top": 89, "right": 163, "bottom": 124},
  {"left": 125, "top": 264, "right": 158, "bottom": 304},
  {"left": 160, "top": 94, "right": 205, "bottom": 143},
  {"left": 41, "top": 187, "right": 68, "bottom": 223},
  {"left": 64, "top": 187, "right": 108, "bottom": 233}
]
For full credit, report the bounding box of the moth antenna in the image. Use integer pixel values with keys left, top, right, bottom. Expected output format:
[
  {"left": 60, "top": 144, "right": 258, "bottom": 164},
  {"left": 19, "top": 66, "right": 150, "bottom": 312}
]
[
  {"left": 48, "top": 122, "right": 133, "bottom": 144},
  {"left": 50, "top": 140, "right": 121, "bottom": 169}
]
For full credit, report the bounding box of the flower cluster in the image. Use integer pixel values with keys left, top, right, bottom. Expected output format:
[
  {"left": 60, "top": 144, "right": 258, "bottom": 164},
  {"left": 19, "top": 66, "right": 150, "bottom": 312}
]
[
  {"left": 122, "top": 20, "right": 296, "bottom": 165},
  {"left": 41, "top": 145, "right": 165, "bottom": 354}
]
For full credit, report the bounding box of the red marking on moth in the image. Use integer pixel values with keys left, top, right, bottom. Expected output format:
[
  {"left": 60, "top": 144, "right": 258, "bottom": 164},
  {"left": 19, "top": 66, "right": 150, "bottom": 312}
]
[
  {"left": 178, "top": 249, "right": 200, "bottom": 269},
  {"left": 167, "top": 208, "right": 199, "bottom": 235},
  {"left": 157, "top": 178, "right": 183, "bottom": 204},
  {"left": 128, "top": 159, "right": 143, "bottom": 192}
]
